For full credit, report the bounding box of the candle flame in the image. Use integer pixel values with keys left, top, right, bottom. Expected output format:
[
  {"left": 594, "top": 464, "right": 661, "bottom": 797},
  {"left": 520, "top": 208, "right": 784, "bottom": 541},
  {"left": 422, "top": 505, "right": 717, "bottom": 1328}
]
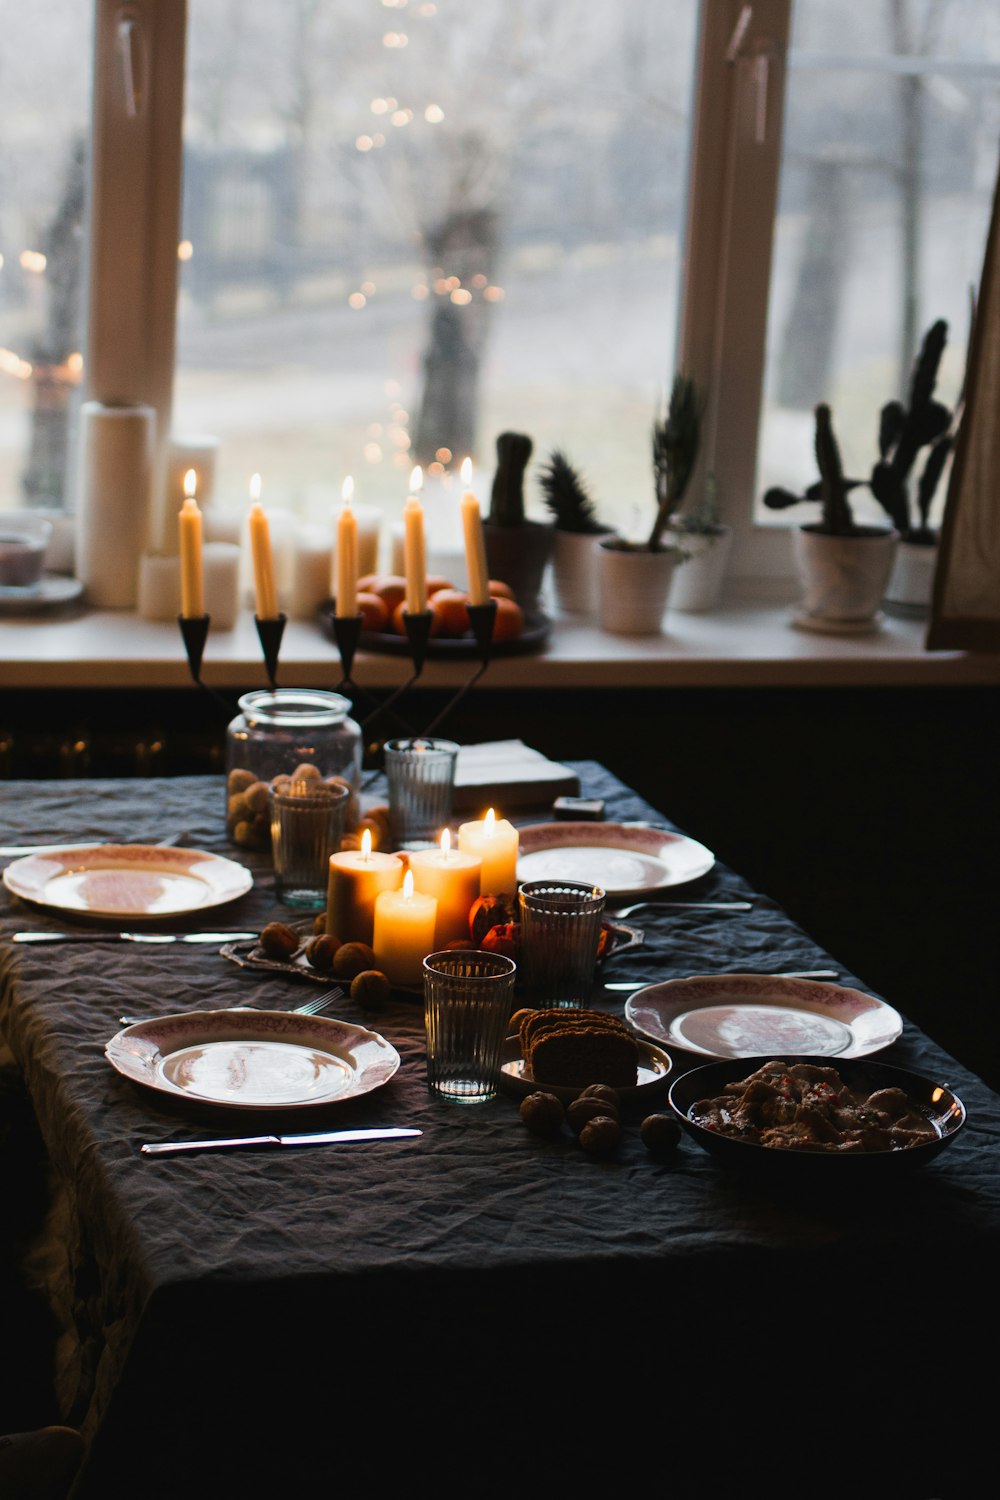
[
  {"left": 183, "top": 468, "right": 197, "bottom": 500},
  {"left": 460, "top": 456, "right": 472, "bottom": 485},
  {"left": 484, "top": 808, "right": 495, "bottom": 838},
  {"left": 440, "top": 828, "right": 451, "bottom": 856},
  {"left": 361, "top": 828, "right": 372, "bottom": 859},
  {"left": 342, "top": 475, "right": 354, "bottom": 502},
  {"left": 403, "top": 869, "right": 414, "bottom": 899},
  {"left": 249, "top": 472, "right": 261, "bottom": 502},
  {"left": 409, "top": 464, "right": 423, "bottom": 492}
]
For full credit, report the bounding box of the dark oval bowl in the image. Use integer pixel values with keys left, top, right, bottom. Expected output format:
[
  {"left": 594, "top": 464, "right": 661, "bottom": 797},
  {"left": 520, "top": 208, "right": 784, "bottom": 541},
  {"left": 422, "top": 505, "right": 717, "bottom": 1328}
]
[{"left": 667, "top": 1055, "right": 966, "bottom": 1177}]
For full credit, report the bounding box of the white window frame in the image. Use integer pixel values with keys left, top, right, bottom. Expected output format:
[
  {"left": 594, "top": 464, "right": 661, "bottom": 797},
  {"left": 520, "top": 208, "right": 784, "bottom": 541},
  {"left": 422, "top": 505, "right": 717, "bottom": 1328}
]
[{"left": 82, "top": 0, "right": 796, "bottom": 586}]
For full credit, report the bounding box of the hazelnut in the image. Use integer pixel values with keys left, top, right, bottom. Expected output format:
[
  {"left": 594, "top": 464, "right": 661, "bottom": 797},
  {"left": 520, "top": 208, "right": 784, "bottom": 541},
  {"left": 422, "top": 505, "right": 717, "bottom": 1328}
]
[
  {"left": 306, "top": 934, "right": 338, "bottom": 972},
  {"left": 354, "top": 818, "right": 385, "bottom": 849},
  {"left": 227, "top": 768, "right": 256, "bottom": 794},
  {"left": 292, "top": 762, "right": 323, "bottom": 782},
  {"left": 519, "top": 1092, "right": 565, "bottom": 1136},
  {"left": 578, "top": 1084, "right": 621, "bottom": 1111},
  {"left": 578, "top": 1115, "right": 621, "bottom": 1153},
  {"left": 259, "top": 922, "right": 300, "bottom": 960},
  {"left": 567, "top": 1095, "right": 620, "bottom": 1133},
  {"left": 313, "top": 912, "right": 328, "bottom": 935},
  {"left": 640, "top": 1113, "right": 682, "bottom": 1156},
  {"left": 350, "top": 969, "right": 392, "bottom": 1009},
  {"left": 333, "top": 941, "right": 378, "bottom": 980},
  {"left": 243, "top": 780, "right": 271, "bottom": 816}
]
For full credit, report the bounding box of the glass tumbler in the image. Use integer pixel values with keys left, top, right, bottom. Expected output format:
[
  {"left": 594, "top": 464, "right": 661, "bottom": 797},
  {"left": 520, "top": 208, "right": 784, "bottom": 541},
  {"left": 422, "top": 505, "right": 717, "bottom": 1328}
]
[
  {"left": 423, "top": 950, "right": 517, "bottom": 1104},
  {"left": 270, "top": 778, "right": 351, "bottom": 909},
  {"left": 384, "top": 737, "right": 459, "bottom": 850},
  {"left": 517, "top": 880, "right": 607, "bottom": 1009}
]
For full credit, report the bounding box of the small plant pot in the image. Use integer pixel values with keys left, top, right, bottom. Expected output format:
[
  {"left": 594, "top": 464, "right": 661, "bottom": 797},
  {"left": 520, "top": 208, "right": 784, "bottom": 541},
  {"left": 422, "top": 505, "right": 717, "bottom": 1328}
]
[
  {"left": 596, "top": 539, "right": 678, "bottom": 635},
  {"left": 551, "top": 529, "right": 615, "bottom": 616},
  {"left": 668, "top": 526, "right": 733, "bottom": 613},
  {"left": 792, "top": 524, "right": 898, "bottom": 633},
  {"left": 482, "top": 520, "right": 554, "bottom": 616},
  {"left": 883, "top": 537, "right": 938, "bottom": 618}
]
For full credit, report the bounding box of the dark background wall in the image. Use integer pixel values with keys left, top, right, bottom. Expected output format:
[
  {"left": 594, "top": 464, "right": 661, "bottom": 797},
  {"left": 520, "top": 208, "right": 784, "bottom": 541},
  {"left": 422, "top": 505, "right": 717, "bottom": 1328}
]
[{"left": 2, "top": 681, "right": 997, "bottom": 1090}]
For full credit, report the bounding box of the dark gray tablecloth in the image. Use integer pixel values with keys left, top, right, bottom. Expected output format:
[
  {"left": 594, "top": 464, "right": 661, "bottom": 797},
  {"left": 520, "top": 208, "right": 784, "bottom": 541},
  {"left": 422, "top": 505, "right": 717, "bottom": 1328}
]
[{"left": 2, "top": 769, "right": 998, "bottom": 1498}]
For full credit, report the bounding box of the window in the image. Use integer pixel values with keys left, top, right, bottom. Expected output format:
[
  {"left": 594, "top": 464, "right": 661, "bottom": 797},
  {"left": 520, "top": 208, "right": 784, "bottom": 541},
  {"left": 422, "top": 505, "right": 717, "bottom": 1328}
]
[{"left": 0, "top": 1, "right": 91, "bottom": 516}]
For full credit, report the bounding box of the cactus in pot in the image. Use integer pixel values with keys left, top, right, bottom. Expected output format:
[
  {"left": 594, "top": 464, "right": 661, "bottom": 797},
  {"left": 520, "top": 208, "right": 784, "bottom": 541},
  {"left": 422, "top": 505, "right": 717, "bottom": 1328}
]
[
  {"left": 483, "top": 430, "right": 553, "bottom": 614},
  {"left": 869, "top": 318, "right": 956, "bottom": 545}
]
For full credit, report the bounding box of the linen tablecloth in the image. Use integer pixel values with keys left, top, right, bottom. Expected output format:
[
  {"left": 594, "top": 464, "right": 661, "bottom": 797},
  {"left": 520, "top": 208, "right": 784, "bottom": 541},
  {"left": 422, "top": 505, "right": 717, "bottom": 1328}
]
[{"left": 2, "top": 768, "right": 998, "bottom": 1497}]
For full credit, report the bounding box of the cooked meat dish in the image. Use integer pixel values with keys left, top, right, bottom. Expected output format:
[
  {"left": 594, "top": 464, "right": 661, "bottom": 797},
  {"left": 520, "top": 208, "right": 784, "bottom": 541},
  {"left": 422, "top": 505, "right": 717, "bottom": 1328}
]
[{"left": 689, "top": 1060, "right": 940, "bottom": 1153}]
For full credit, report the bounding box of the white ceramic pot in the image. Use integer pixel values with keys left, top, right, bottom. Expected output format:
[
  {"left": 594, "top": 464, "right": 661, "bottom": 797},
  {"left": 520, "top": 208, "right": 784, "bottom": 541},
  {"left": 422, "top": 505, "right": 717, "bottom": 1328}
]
[
  {"left": 668, "top": 526, "right": 733, "bottom": 613},
  {"left": 792, "top": 525, "right": 898, "bottom": 632},
  {"left": 596, "top": 540, "right": 678, "bottom": 635},
  {"left": 551, "top": 529, "right": 614, "bottom": 616},
  {"left": 884, "top": 538, "right": 938, "bottom": 617}
]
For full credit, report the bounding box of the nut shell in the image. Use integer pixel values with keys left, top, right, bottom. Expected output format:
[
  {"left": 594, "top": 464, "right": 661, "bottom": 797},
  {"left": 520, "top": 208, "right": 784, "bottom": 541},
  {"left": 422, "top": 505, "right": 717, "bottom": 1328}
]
[
  {"left": 578, "top": 1115, "right": 621, "bottom": 1153},
  {"left": 640, "top": 1113, "right": 682, "bottom": 1155},
  {"left": 350, "top": 969, "right": 392, "bottom": 1009},
  {"left": 566, "top": 1095, "right": 620, "bottom": 1133},
  {"left": 333, "top": 941, "right": 378, "bottom": 980},
  {"left": 258, "top": 922, "right": 300, "bottom": 960},
  {"left": 578, "top": 1084, "right": 621, "bottom": 1111},
  {"left": 305, "top": 934, "right": 338, "bottom": 972},
  {"left": 519, "top": 1092, "right": 565, "bottom": 1136}
]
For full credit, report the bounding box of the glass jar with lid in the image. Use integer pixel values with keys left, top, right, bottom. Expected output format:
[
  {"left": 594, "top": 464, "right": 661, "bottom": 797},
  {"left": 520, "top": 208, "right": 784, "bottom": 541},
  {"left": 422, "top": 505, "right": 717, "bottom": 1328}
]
[{"left": 225, "top": 689, "right": 362, "bottom": 850}]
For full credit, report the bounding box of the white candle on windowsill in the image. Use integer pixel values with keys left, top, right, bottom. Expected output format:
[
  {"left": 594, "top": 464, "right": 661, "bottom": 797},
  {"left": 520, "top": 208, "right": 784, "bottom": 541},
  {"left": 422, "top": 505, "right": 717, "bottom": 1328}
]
[
  {"left": 403, "top": 466, "right": 427, "bottom": 615},
  {"left": 335, "top": 479, "right": 359, "bottom": 618},
  {"left": 178, "top": 470, "right": 205, "bottom": 619},
  {"left": 290, "top": 522, "right": 334, "bottom": 620},
  {"left": 248, "top": 475, "right": 279, "bottom": 619}
]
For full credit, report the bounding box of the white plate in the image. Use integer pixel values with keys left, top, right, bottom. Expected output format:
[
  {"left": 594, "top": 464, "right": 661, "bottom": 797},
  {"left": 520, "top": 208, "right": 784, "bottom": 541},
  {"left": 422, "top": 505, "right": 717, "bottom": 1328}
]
[
  {"left": 0, "top": 574, "right": 84, "bottom": 613},
  {"left": 106, "top": 1010, "right": 400, "bottom": 1111},
  {"left": 516, "top": 822, "right": 715, "bottom": 897},
  {"left": 2, "top": 843, "right": 253, "bottom": 919},
  {"left": 625, "top": 973, "right": 903, "bottom": 1061}
]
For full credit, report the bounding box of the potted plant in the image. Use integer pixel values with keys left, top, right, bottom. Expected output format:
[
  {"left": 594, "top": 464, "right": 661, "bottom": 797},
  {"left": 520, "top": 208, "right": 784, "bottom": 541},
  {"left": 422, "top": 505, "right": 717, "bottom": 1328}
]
[
  {"left": 596, "top": 373, "right": 699, "bottom": 634},
  {"left": 763, "top": 402, "right": 898, "bottom": 632},
  {"left": 868, "top": 318, "right": 960, "bottom": 616},
  {"left": 666, "top": 473, "right": 733, "bottom": 612},
  {"left": 482, "top": 430, "right": 553, "bottom": 616},
  {"left": 538, "top": 449, "right": 614, "bottom": 616}
]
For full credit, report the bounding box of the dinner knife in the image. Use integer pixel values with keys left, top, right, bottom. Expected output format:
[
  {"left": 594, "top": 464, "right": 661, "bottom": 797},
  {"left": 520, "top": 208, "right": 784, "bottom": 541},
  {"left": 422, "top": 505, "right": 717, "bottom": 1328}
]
[
  {"left": 10, "top": 931, "right": 258, "bottom": 944},
  {"left": 141, "top": 1127, "right": 422, "bottom": 1156}
]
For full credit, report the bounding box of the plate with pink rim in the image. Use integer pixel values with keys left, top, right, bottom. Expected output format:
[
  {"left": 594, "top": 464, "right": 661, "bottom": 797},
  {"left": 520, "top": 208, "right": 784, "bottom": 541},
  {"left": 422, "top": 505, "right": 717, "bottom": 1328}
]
[
  {"left": 516, "top": 822, "right": 715, "bottom": 896},
  {"left": 106, "top": 1010, "right": 400, "bottom": 1111},
  {"left": 625, "top": 973, "right": 902, "bottom": 1061},
  {"left": 3, "top": 844, "right": 253, "bottom": 920}
]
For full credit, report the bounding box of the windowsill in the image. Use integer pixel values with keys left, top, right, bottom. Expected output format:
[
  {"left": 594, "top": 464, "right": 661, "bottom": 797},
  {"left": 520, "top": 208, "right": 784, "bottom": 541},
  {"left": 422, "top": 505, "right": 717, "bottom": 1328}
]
[{"left": 1, "top": 583, "right": 997, "bottom": 690}]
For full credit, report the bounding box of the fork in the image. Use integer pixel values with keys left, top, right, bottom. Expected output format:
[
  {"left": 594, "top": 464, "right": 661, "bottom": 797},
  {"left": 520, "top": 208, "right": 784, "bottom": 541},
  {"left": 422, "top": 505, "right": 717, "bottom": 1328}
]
[
  {"left": 117, "top": 985, "right": 345, "bottom": 1028},
  {"left": 613, "top": 900, "right": 753, "bottom": 918}
]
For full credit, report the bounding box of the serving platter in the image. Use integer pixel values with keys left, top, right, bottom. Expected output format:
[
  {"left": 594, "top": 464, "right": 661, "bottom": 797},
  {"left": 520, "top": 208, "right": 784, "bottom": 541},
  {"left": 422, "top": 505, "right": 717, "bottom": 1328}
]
[
  {"left": 516, "top": 822, "right": 715, "bottom": 896},
  {"left": 667, "top": 1055, "right": 966, "bottom": 1175},
  {"left": 625, "top": 973, "right": 902, "bottom": 1061},
  {"left": 498, "top": 1033, "right": 673, "bottom": 1109},
  {"left": 3, "top": 844, "right": 253, "bottom": 920},
  {"left": 320, "top": 604, "right": 552, "bottom": 657},
  {"left": 106, "top": 1010, "right": 400, "bottom": 1111}
]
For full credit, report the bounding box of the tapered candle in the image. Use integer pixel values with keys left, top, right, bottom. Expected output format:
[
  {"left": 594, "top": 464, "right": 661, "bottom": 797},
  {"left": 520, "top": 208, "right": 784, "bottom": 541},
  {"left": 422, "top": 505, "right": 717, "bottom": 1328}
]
[
  {"left": 178, "top": 469, "right": 204, "bottom": 618},
  {"left": 373, "top": 869, "right": 438, "bottom": 986},
  {"left": 403, "top": 467, "right": 427, "bottom": 614},
  {"left": 460, "top": 457, "right": 490, "bottom": 606},
  {"left": 457, "top": 807, "right": 519, "bottom": 896},
  {"left": 408, "top": 829, "right": 482, "bottom": 947},
  {"left": 336, "top": 478, "right": 359, "bottom": 618},
  {"left": 248, "top": 474, "right": 279, "bottom": 620},
  {"left": 326, "top": 829, "right": 403, "bottom": 945}
]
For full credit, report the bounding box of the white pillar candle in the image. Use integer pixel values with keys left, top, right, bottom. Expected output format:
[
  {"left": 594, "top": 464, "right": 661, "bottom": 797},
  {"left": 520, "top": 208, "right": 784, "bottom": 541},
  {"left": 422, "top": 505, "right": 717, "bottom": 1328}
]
[
  {"left": 351, "top": 502, "right": 384, "bottom": 577},
  {"left": 166, "top": 434, "right": 219, "bottom": 525},
  {"left": 327, "top": 832, "right": 403, "bottom": 945},
  {"left": 408, "top": 830, "right": 482, "bottom": 947},
  {"left": 202, "top": 541, "right": 241, "bottom": 628},
  {"left": 390, "top": 521, "right": 405, "bottom": 577},
  {"left": 457, "top": 808, "right": 519, "bottom": 896},
  {"left": 202, "top": 510, "right": 243, "bottom": 546},
  {"left": 137, "top": 552, "right": 181, "bottom": 620},
  {"left": 290, "top": 522, "right": 333, "bottom": 620},
  {"left": 76, "top": 400, "right": 155, "bottom": 608},
  {"left": 372, "top": 869, "right": 438, "bottom": 987}
]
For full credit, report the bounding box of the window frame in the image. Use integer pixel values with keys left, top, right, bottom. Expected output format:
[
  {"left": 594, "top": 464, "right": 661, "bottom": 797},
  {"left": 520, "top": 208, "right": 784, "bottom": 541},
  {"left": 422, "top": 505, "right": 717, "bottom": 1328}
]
[{"left": 82, "top": 0, "right": 798, "bottom": 587}]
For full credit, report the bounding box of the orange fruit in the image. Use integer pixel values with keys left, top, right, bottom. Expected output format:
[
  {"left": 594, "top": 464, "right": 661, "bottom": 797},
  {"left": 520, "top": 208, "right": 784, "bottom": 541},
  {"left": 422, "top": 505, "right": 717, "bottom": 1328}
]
[
  {"left": 488, "top": 579, "right": 517, "bottom": 602},
  {"left": 491, "top": 596, "right": 524, "bottom": 640},
  {"left": 391, "top": 599, "right": 444, "bottom": 637},
  {"left": 426, "top": 575, "right": 456, "bottom": 597},
  {"left": 362, "top": 575, "right": 408, "bottom": 615},
  {"left": 430, "top": 588, "right": 472, "bottom": 637},
  {"left": 357, "top": 591, "right": 389, "bottom": 632}
]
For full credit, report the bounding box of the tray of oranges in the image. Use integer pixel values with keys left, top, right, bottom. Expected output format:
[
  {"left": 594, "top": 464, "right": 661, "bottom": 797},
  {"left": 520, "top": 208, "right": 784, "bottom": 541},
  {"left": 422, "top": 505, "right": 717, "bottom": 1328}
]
[{"left": 320, "top": 573, "right": 552, "bottom": 657}]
